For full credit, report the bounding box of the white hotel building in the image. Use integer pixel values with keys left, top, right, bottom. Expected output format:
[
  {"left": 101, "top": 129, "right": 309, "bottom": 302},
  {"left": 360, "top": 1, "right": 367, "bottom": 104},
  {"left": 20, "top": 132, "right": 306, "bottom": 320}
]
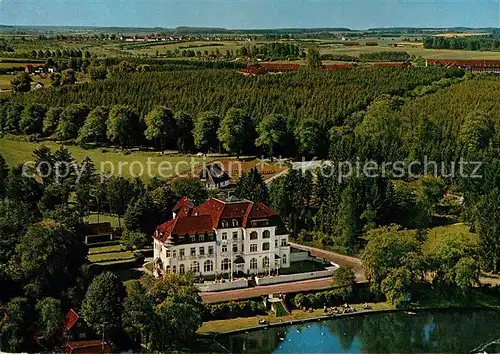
[{"left": 153, "top": 196, "right": 291, "bottom": 276}]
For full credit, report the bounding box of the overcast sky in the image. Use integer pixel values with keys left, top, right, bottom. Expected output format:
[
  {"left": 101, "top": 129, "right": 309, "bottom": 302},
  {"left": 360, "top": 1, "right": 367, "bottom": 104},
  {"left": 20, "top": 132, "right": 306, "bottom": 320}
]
[{"left": 0, "top": 0, "right": 499, "bottom": 29}]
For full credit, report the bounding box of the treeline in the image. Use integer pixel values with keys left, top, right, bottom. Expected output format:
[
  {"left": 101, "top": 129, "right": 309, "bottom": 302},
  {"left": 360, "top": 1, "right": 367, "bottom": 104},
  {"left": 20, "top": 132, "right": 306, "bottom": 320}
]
[
  {"left": 2, "top": 67, "right": 463, "bottom": 157},
  {"left": 423, "top": 36, "right": 500, "bottom": 51},
  {"left": 239, "top": 42, "right": 304, "bottom": 60},
  {"left": 359, "top": 51, "right": 411, "bottom": 62},
  {"left": 29, "top": 48, "right": 92, "bottom": 59},
  {"left": 320, "top": 53, "right": 360, "bottom": 62},
  {"left": 162, "top": 42, "right": 303, "bottom": 60},
  {"left": 0, "top": 38, "right": 14, "bottom": 52}
]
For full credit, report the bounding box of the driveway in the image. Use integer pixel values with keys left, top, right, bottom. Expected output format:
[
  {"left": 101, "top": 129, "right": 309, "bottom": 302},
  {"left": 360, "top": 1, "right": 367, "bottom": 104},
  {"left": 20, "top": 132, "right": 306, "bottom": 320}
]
[{"left": 200, "top": 243, "right": 367, "bottom": 304}]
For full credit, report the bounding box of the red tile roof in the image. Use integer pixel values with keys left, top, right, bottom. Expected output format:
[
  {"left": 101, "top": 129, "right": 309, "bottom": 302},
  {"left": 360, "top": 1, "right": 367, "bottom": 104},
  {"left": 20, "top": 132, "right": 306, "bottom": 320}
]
[
  {"left": 260, "top": 63, "right": 301, "bottom": 72},
  {"left": 172, "top": 196, "right": 191, "bottom": 213},
  {"left": 63, "top": 309, "right": 79, "bottom": 330},
  {"left": 154, "top": 198, "right": 282, "bottom": 242},
  {"left": 155, "top": 214, "right": 213, "bottom": 242},
  {"left": 241, "top": 65, "right": 264, "bottom": 75},
  {"left": 427, "top": 59, "right": 500, "bottom": 68}
]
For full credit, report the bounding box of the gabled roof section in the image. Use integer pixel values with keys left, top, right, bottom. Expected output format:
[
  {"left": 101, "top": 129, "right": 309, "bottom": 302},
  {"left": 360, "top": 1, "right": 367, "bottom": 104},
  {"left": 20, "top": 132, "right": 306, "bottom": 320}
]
[
  {"left": 154, "top": 214, "right": 213, "bottom": 243},
  {"left": 155, "top": 197, "right": 288, "bottom": 244},
  {"left": 172, "top": 196, "right": 191, "bottom": 213},
  {"left": 198, "top": 163, "right": 231, "bottom": 185},
  {"left": 63, "top": 309, "right": 80, "bottom": 330}
]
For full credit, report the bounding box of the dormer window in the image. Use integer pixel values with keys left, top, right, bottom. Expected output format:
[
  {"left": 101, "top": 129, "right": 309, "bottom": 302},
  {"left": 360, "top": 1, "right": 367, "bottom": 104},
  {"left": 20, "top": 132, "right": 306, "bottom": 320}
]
[
  {"left": 222, "top": 221, "right": 229, "bottom": 228},
  {"left": 232, "top": 219, "right": 238, "bottom": 227},
  {"left": 190, "top": 235, "right": 195, "bottom": 242}
]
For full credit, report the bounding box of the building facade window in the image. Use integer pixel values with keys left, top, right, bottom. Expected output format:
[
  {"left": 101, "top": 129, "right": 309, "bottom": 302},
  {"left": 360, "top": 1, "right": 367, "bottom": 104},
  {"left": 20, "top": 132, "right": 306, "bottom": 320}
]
[
  {"left": 282, "top": 254, "right": 287, "bottom": 265},
  {"left": 199, "top": 234, "right": 204, "bottom": 242},
  {"left": 180, "top": 249, "right": 185, "bottom": 258},
  {"left": 262, "top": 242, "right": 270, "bottom": 251},
  {"left": 172, "top": 265, "right": 177, "bottom": 273},
  {"left": 250, "top": 231, "right": 258, "bottom": 240},
  {"left": 199, "top": 247, "right": 205, "bottom": 256},
  {"left": 275, "top": 240, "right": 278, "bottom": 248},
  {"left": 250, "top": 258, "right": 257, "bottom": 270},
  {"left": 221, "top": 258, "right": 231, "bottom": 271},
  {"left": 222, "top": 232, "right": 228, "bottom": 240},
  {"left": 208, "top": 246, "right": 214, "bottom": 255},
  {"left": 190, "top": 247, "right": 196, "bottom": 256},
  {"left": 172, "top": 250, "right": 176, "bottom": 258},
  {"left": 222, "top": 244, "right": 228, "bottom": 253},
  {"left": 281, "top": 238, "right": 287, "bottom": 247},
  {"left": 250, "top": 244, "right": 257, "bottom": 252},
  {"left": 204, "top": 260, "right": 214, "bottom": 272},
  {"left": 166, "top": 249, "right": 170, "bottom": 258},
  {"left": 263, "top": 256, "right": 270, "bottom": 269},
  {"left": 191, "top": 261, "right": 200, "bottom": 273},
  {"left": 179, "top": 264, "right": 185, "bottom": 274},
  {"left": 233, "top": 231, "right": 238, "bottom": 240},
  {"left": 166, "top": 265, "right": 171, "bottom": 273},
  {"left": 263, "top": 230, "right": 270, "bottom": 239},
  {"left": 233, "top": 244, "right": 238, "bottom": 253}
]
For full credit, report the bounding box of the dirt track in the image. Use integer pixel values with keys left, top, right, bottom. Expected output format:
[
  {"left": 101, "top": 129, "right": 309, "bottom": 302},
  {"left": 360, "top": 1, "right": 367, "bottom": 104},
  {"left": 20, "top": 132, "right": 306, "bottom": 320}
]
[{"left": 200, "top": 243, "right": 366, "bottom": 304}]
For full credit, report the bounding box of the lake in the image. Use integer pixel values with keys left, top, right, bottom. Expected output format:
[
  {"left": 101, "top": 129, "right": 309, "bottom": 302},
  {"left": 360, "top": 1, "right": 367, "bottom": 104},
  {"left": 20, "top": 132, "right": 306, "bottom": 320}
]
[{"left": 217, "top": 310, "right": 500, "bottom": 353}]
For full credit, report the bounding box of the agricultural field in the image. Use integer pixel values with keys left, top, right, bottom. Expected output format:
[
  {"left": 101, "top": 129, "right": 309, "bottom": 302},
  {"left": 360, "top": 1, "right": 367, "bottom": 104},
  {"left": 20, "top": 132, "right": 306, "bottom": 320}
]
[
  {"left": 125, "top": 39, "right": 255, "bottom": 56},
  {"left": 0, "top": 62, "right": 28, "bottom": 68},
  {"left": 317, "top": 40, "right": 500, "bottom": 60},
  {"left": 0, "top": 137, "right": 204, "bottom": 180},
  {"left": 422, "top": 223, "right": 477, "bottom": 254},
  {"left": 0, "top": 73, "right": 51, "bottom": 90}
]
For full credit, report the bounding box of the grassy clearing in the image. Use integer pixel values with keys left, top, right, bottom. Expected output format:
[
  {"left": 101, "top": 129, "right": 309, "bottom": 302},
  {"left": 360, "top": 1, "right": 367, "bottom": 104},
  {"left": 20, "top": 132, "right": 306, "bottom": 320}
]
[
  {"left": 422, "top": 223, "right": 477, "bottom": 254},
  {"left": 280, "top": 260, "right": 327, "bottom": 275},
  {"left": 319, "top": 44, "right": 500, "bottom": 60},
  {"left": 0, "top": 137, "right": 203, "bottom": 180},
  {"left": 198, "top": 302, "right": 393, "bottom": 334},
  {"left": 127, "top": 40, "right": 257, "bottom": 56},
  {"left": 88, "top": 250, "right": 136, "bottom": 263},
  {"left": 0, "top": 74, "right": 13, "bottom": 89},
  {"left": 0, "top": 62, "right": 28, "bottom": 68},
  {"left": 88, "top": 244, "right": 126, "bottom": 255},
  {"left": 85, "top": 214, "right": 120, "bottom": 228}
]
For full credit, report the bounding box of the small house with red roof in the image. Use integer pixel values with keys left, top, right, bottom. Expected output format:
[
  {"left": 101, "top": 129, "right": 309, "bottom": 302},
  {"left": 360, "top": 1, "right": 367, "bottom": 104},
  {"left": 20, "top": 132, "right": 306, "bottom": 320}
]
[
  {"left": 153, "top": 197, "right": 290, "bottom": 276},
  {"left": 62, "top": 309, "right": 95, "bottom": 342},
  {"left": 426, "top": 59, "right": 500, "bottom": 73}
]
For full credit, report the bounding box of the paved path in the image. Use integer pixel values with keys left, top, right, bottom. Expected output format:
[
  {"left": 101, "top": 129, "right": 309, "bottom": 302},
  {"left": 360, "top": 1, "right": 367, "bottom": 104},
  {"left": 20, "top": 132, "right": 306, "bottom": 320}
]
[
  {"left": 200, "top": 243, "right": 366, "bottom": 304},
  {"left": 289, "top": 243, "right": 366, "bottom": 282}
]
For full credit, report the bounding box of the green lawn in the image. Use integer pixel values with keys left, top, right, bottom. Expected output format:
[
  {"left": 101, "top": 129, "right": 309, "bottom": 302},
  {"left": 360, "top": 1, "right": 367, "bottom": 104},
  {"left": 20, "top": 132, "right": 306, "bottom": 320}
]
[
  {"left": 88, "top": 250, "right": 136, "bottom": 263},
  {"left": 198, "top": 302, "right": 393, "bottom": 334},
  {"left": 280, "top": 260, "right": 327, "bottom": 275},
  {"left": 85, "top": 214, "right": 120, "bottom": 228},
  {"left": 0, "top": 137, "right": 203, "bottom": 180},
  {"left": 88, "top": 244, "right": 126, "bottom": 255},
  {"left": 422, "top": 223, "right": 477, "bottom": 254}
]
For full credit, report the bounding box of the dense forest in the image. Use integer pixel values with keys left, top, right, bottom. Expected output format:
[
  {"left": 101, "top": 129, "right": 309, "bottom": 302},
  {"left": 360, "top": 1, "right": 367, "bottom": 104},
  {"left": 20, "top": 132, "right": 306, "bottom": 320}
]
[
  {"left": 423, "top": 35, "right": 500, "bottom": 51},
  {"left": 0, "top": 67, "right": 464, "bottom": 157}
]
